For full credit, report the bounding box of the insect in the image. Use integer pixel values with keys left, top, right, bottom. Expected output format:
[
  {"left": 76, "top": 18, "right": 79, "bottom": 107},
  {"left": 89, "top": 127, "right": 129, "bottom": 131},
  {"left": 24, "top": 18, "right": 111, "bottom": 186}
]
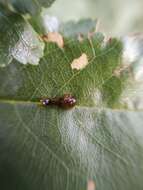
[{"left": 40, "top": 94, "right": 76, "bottom": 109}]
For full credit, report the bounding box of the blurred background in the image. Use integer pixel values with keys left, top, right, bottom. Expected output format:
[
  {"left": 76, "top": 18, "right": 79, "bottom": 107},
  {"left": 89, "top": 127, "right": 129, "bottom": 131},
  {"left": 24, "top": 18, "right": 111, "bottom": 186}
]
[{"left": 45, "top": 0, "right": 143, "bottom": 37}]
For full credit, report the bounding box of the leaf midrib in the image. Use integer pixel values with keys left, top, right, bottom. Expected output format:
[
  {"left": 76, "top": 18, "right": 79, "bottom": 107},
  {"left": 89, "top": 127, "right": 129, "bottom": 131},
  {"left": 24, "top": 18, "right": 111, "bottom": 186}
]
[
  {"left": 0, "top": 98, "right": 143, "bottom": 112},
  {"left": 0, "top": 98, "right": 38, "bottom": 105}
]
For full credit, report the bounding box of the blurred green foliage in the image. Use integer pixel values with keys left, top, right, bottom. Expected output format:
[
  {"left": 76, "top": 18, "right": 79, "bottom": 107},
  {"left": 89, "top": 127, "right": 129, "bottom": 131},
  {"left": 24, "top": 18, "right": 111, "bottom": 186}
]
[{"left": 47, "top": 0, "right": 143, "bottom": 36}]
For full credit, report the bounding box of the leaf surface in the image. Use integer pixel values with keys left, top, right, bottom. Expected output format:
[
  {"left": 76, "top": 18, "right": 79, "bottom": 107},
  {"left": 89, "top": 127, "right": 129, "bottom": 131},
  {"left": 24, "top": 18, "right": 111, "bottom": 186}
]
[
  {"left": 0, "top": 6, "right": 44, "bottom": 67},
  {"left": 0, "top": 19, "right": 143, "bottom": 190},
  {"left": 0, "top": 0, "right": 55, "bottom": 15}
]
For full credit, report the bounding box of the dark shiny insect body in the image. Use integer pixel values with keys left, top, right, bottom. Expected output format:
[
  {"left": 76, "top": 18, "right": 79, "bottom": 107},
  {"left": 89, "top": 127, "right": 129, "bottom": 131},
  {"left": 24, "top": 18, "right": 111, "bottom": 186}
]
[{"left": 40, "top": 94, "right": 76, "bottom": 109}]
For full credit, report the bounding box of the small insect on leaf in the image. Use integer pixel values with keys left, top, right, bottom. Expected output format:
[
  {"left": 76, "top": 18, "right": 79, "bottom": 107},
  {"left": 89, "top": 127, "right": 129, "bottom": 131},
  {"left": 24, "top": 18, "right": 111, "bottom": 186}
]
[{"left": 40, "top": 94, "right": 76, "bottom": 109}]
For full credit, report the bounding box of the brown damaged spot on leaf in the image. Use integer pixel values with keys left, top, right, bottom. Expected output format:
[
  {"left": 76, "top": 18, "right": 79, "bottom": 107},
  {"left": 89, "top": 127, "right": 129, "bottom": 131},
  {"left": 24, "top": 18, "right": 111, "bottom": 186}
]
[
  {"left": 78, "top": 33, "right": 84, "bottom": 42},
  {"left": 78, "top": 31, "right": 96, "bottom": 42},
  {"left": 41, "top": 32, "right": 64, "bottom": 48},
  {"left": 113, "top": 64, "right": 132, "bottom": 77},
  {"left": 88, "top": 31, "right": 96, "bottom": 39},
  {"left": 87, "top": 180, "right": 96, "bottom": 190},
  {"left": 71, "top": 53, "right": 88, "bottom": 70}
]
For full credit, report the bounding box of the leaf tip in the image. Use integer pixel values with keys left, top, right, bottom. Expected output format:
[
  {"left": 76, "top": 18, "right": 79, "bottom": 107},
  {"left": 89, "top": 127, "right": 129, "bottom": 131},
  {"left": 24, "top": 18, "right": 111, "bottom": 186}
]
[{"left": 87, "top": 180, "right": 96, "bottom": 190}]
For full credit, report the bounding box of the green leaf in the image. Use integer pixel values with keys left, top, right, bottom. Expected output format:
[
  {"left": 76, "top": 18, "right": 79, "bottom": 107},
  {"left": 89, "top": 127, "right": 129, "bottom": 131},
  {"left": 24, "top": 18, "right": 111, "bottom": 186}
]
[
  {"left": 0, "top": 35, "right": 123, "bottom": 107},
  {"left": 0, "top": 0, "right": 55, "bottom": 15},
  {"left": 1, "top": 105, "right": 143, "bottom": 190},
  {"left": 0, "top": 6, "right": 44, "bottom": 67},
  {"left": 60, "top": 19, "right": 97, "bottom": 38},
  {"left": 0, "top": 19, "right": 143, "bottom": 190}
]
